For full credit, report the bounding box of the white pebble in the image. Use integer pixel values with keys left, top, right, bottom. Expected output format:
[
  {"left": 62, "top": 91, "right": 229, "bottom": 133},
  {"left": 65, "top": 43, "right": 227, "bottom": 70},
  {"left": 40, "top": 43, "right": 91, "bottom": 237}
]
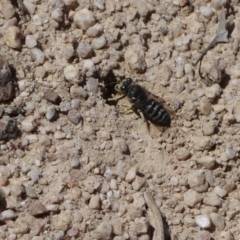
[
  {"left": 64, "top": 65, "right": 80, "bottom": 83},
  {"left": 91, "top": 36, "right": 107, "bottom": 50},
  {"left": 21, "top": 116, "right": 37, "bottom": 132},
  {"left": 195, "top": 215, "right": 211, "bottom": 229},
  {"left": 83, "top": 60, "right": 95, "bottom": 70},
  {"left": 94, "top": 0, "right": 105, "bottom": 10},
  {"left": 74, "top": 8, "right": 95, "bottom": 30},
  {"left": 214, "top": 186, "right": 227, "bottom": 198},
  {"left": 125, "top": 166, "right": 137, "bottom": 183},
  {"left": 31, "top": 48, "right": 45, "bottom": 64},
  {"left": 71, "top": 158, "right": 80, "bottom": 168},
  {"left": 25, "top": 35, "right": 37, "bottom": 48},
  {"left": 23, "top": 0, "right": 36, "bottom": 15},
  {"left": 76, "top": 42, "right": 93, "bottom": 59},
  {"left": 0, "top": 210, "right": 16, "bottom": 221},
  {"left": 27, "top": 170, "right": 40, "bottom": 183},
  {"left": 45, "top": 106, "right": 56, "bottom": 121},
  {"left": 86, "top": 23, "right": 103, "bottom": 37},
  {"left": 200, "top": 6, "right": 214, "bottom": 19},
  {"left": 51, "top": 8, "right": 63, "bottom": 22},
  {"left": 205, "top": 84, "right": 222, "bottom": 99}
]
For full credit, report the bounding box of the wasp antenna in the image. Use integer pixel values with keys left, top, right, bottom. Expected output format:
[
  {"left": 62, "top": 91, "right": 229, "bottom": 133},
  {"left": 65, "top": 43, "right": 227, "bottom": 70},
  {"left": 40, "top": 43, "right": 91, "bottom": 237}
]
[{"left": 104, "top": 81, "right": 118, "bottom": 87}]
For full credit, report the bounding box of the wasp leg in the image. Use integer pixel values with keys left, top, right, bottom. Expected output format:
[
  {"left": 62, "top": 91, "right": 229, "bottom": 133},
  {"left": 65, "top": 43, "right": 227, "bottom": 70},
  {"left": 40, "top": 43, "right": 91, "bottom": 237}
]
[
  {"left": 137, "top": 109, "right": 150, "bottom": 131},
  {"left": 119, "top": 105, "right": 134, "bottom": 115},
  {"left": 108, "top": 94, "right": 125, "bottom": 102}
]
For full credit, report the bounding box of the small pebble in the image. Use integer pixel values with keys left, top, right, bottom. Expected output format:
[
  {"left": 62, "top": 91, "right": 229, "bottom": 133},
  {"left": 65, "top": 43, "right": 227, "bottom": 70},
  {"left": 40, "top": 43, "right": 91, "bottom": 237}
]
[
  {"left": 2, "top": 2, "right": 16, "bottom": 20},
  {"left": 183, "top": 189, "right": 203, "bottom": 207},
  {"left": 74, "top": 8, "right": 96, "bottom": 30},
  {"left": 64, "top": 65, "right": 80, "bottom": 83},
  {"left": 67, "top": 110, "right": 82, "bottom": 125},
  {"left": 3, "top": 26, "right": 22, "bottom": 49},
  {"left": 196, "top": 156, "right": 216, "bottom": 169},
  {"left": 76, "top": 42, "right": 93, "bottom": 59},
  {"left": 51, "top": 211, "right": 72, "bottom": 231},
  {"left": 203, "top": 192, "right": 222, "bottom": 206},
  {"left": 51, "top": 8, "right": 63, "bottom": 22},
  {"left": 200, "top": 6, "right": 214, "bottom": 19},
  {"left": 86, "top": 77, "right": 99, "bottom": 93},
  {"left": 91, "top": 222, "right": 112, "bottom": 240},
  {"left": 195, "top": 215, "right": 211, "bottom": 229},
  {"left": 21, "top": 116, "right": 37, "bottom": 132},
  {"left": 44, "top": 90, "right": 61, "bottom": 105},
  {"left": 210, "top": 213, "right": 225, "bottom": 231},
  {"left": 25, "top": 186, "right": 38, "bottom": 199},
  {"left": 92, "top": 36, "right": 107, "bottom": 50},
  {"left": 27, "top": 169, "right": 40, "bottom": 183},
  {"left": 71, "top": 157, "right": 80, "bottom": 168},
  {"left": 0, "top": 210, "right": 16, "bottom": 221},
  {"left": 125, "top": 166, "right": 137, "bottom": 183},
  {"left": 31, "top": 48, "right": 45, "bottom": 64},
  {"left": 29, "top": 200, "right": 47, "bottom": 216},
  {"left": 214, "top": 186, "right": 227, "bottom": 198},
  {"left": 205, "top": 84, "right": 222, "bottom": 99},
  {"left": 25, "top": 35, "right": 37, "bottom": 48},
  {"left": 45, "top": 106, "right": 57, "bottom": 121},
  {"left": 124, "top": 47, "right": 146, "bottom": 73},
  {"left": 86, "top": 23, "right": 103, "bottom": 37},
  {"left": 174, "top": 148, "right": 191, "bottom": 160}
]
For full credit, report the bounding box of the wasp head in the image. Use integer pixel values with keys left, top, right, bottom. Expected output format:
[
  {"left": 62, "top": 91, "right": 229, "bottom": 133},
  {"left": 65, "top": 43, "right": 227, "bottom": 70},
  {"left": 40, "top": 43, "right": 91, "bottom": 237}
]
[{"left": 116, "top": 78, "right": 133, "bottom": 94}]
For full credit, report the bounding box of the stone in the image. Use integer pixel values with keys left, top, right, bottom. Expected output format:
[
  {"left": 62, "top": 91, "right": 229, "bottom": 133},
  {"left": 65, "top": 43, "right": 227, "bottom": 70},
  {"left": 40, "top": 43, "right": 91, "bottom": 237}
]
[
  {"left": 191, "top": 135, "right": 215, "bottom": 151},
  {"left": 3, "top": 26, "right": 22, "bottom": 49},
  {"left": 210, "top": 213, "right": 225, "bottom": 231},
  {"left": 205, "top": 84, "right": 222, "bottom": 99},
  {"left": 0, "top": 210, "right": 16, "bottom": 221},
  {"left": 188, "top": 170, "right": 208, "bottom": 193},
  {"left": 183, "top": 189, "right": 203, "bottom": 207},
  {"left": 44, "top": 90, "right": 61, "bottom": 105},
  {"left": 200, "top": 6, "right": 214, "bottom": 19},
  {"left": 125, "top": 47, "right": 146, "bottom": 73},
  {"left": 196, "top": 156, "right": 216, "bottom": 169},
  {"left": 67, "top": 110, "right": 82, "bottom": 125},
  {"left": 25, "top": 35, "right": 38, "bottom": 48},
  {"left": 129, "top": 218, "right": 149, "bottom": 236},
  {"left": 203, "top": 192, "right": 222, "bottom": 206},
  {"left": 125, "top": 166, "right": 137, "bottom": 183},
  {"left": 64, "top": 65, "right": 80, "bottom": 83},
  {"left": 52, "top": 211, "right": 72, "bottom": 231},
  {"left": 199, "top": 97, "right": 212, "bottom": 116},
  {"left": 77, "top": 42, "right": 93, "bottom": 59},
  {"left": 214, "top": 186, "right": 227, "bottom": 198},
  {"left": 2, "top": 3, "right": 15, "bottom": 20},
  {"left": 92, "top": 36, "right": 107, "bottom": 50},
  {"left": 195, "top": 215, "right": 211, "bottom": 229},
  {"left": 29, "top": 200, "right": 47, "bottom": 216},
  {"left": 175, "top": 148, "right": 191, "bottom": 160},
  {"left": 89, "top": 195, "right": 101, "bottom": 210},
  {"left": 86, "top": 77, "right": 99, "bottom": 93},
  {"left": 31, "top": 48, "right": 45, "bottom": 64},
  {"left": 86, "top": 23, "right": 103, "bottom": 37},
  {"left": 91, "top": 222, "right": 112, "bottom": 240},
  {"left": 51, "top": 8, "right": 63, "bottom": 22},
  {"left": 74, "top": 8, "right": 95, "bottom": 30},
  {"left": 21, "top": 116, "right": 37, "bottom": 132}
]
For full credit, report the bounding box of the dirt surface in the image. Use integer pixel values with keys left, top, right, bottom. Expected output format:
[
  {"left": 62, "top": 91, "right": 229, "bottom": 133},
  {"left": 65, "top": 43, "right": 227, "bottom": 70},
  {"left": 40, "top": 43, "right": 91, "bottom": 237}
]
[{"left": 0, "top": 0, "right": 240, "bottom": 239}]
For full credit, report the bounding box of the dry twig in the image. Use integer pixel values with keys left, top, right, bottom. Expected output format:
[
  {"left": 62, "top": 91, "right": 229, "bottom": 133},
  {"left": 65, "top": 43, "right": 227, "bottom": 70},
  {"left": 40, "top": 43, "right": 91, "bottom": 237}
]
[{"left": 144, "top": 191, "right": 165, "bottom": 240}]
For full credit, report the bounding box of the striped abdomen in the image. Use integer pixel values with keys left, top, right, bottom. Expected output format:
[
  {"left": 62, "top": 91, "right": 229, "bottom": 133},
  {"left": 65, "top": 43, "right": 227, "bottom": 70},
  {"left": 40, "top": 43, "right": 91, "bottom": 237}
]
[{"left": 144, "top": 99, "right": 171, "bottom": 126}]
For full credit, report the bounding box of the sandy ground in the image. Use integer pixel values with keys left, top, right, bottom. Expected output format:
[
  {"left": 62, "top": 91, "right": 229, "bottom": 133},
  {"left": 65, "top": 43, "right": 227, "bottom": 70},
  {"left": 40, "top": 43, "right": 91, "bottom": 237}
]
[{"left": 0, "top": 0, "right": 240, "bottom": 239}]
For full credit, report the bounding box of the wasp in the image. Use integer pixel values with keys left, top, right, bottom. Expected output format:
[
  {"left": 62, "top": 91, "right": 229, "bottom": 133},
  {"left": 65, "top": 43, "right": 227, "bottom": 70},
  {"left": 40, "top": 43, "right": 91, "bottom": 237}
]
[{"left": 108, "top": 78, "right": 171, "bottom": 127}]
